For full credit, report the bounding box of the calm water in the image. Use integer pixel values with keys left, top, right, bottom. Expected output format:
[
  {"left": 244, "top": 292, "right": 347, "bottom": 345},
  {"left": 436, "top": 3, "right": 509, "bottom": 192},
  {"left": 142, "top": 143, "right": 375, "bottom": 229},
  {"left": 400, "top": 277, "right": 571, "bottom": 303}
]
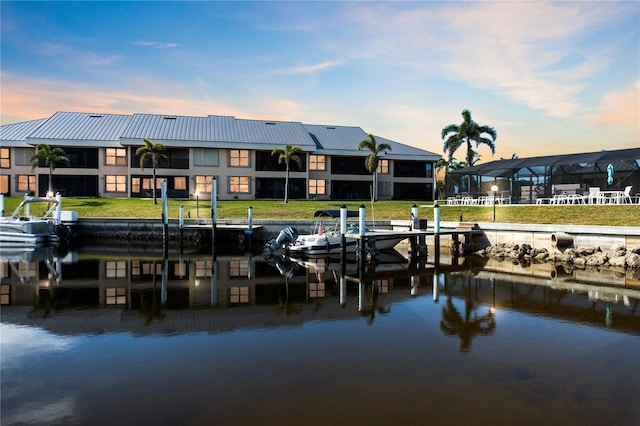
[{"left": 1, "top": 244, "right": 639, "bottom": 426}]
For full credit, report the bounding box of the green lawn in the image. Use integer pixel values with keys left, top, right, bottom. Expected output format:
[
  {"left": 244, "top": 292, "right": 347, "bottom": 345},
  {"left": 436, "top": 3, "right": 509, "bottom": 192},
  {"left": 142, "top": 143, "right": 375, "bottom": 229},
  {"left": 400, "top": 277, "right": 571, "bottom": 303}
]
[{"left": 2, "top": 197, "right": 638, "bottom": 227}]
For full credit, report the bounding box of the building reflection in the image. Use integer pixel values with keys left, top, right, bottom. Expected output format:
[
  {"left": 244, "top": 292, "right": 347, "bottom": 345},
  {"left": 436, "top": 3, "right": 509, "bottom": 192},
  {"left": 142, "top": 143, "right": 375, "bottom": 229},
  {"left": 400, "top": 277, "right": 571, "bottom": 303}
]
[{"left": 1, "top": 246, "right": 639, "bottom": 343}]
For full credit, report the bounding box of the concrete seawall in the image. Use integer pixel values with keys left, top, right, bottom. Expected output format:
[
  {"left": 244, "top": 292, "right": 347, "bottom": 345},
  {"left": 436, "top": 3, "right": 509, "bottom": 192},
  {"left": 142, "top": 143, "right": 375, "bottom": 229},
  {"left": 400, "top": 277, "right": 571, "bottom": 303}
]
[{"left": 69, "top": 218, "right": 640, "bottom": 252}]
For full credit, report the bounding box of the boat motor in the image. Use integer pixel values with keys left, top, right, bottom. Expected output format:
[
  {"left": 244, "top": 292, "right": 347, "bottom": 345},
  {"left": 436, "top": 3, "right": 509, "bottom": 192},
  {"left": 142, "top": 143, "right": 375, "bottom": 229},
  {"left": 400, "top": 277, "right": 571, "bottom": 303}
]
[{"left": 264, "top": 227, "right": 299, "bottom": 254}]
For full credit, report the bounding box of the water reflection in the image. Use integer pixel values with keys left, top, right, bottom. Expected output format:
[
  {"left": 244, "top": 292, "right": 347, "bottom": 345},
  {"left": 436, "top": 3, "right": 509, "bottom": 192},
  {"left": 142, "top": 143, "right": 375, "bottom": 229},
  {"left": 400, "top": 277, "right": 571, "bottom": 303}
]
[
  {"left": 2, "top": 245, "right": 640, "bottom": 425},
  {"left": 1, "top": 245, "right": 638, "bottom": 337}
]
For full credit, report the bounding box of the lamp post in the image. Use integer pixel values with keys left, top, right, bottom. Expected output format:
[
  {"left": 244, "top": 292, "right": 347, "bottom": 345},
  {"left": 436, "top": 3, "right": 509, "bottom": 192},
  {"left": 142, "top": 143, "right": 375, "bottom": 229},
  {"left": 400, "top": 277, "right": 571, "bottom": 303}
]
[
  {"left": 491, "top": 185, "right": 498, "bottom": 221},
  {"left": 195, "top": 190, "right": 200, "bottom": 218}
]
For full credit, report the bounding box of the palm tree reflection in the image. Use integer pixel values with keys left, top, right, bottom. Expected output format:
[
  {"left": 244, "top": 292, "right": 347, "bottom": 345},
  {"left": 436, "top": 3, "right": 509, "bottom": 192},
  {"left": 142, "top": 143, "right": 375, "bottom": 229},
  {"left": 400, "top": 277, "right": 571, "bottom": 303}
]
[
  {"left": 360, "top": 282, "right": 390, "bottom": 325},
  {"left": 138, "top": 260, "right": 165, "bottom": 326},
  {"left": 440, "top": 277, "right": 496, "bottom": 352}
]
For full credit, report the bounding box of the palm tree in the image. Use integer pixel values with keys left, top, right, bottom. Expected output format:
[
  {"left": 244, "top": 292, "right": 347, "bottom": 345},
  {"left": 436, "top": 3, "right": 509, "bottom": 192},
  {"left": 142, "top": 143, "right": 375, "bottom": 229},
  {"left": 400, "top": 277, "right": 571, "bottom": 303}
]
[
  {"left": 436, "top": 157, "right": 466, "bottom": 198},
  {"left": 358, "top": 134, "right": 391, "bottom": 201},
  {"left": 441, "top": 109, "right": 497, "bottom": 166},
  {"left": 271, "top": 144, "right": 303, "bottom": 203},
  {"left": 136, "top": 138, "right": 168, "bottom": 205},
  {"left": 441, "top": 110, "right": 496, "bottom": 193},
  {"left": 30, "top": 143, "right": 70, "bottom": 195}
]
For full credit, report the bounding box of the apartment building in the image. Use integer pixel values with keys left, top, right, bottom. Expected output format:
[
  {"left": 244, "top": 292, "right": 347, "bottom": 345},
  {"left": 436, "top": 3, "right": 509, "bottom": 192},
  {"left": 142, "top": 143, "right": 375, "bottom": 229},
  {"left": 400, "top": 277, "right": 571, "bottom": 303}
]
[{"left": 0, "top": 111, "right": 440, "bottom": 201}]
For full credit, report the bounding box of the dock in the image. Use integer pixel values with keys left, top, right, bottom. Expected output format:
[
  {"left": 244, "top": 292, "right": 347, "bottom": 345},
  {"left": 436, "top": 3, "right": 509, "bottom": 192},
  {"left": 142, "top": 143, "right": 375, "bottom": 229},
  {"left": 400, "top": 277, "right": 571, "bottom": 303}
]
[{"left": 352, "top": 223, "right": 483, "bottom": 265}]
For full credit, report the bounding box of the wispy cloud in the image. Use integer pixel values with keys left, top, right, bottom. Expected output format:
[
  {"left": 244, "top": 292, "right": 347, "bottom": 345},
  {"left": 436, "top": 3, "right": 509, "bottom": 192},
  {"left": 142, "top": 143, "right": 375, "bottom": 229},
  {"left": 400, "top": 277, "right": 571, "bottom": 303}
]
[
  {"left": 132, "top": 41, "right": 179, "bottom": 49},
  {"left": 280, "top": 60, "right": 342, "bottom": 75},
  {"left": 0, "top": 72, "right": 243, "bottom": 124},
  {"left": 37, "top": 42, "right": 120, "bottom": 66},
  {"left": 318, "top": 2, "right": 636, "bottom": 118}
]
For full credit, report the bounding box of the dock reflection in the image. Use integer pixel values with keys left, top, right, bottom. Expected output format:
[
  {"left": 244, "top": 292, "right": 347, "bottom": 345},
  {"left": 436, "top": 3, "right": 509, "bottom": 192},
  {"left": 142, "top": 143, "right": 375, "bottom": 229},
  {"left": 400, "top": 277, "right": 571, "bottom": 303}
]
[{"left": 1, "top": 245, "right": 639, "bottom": 340}]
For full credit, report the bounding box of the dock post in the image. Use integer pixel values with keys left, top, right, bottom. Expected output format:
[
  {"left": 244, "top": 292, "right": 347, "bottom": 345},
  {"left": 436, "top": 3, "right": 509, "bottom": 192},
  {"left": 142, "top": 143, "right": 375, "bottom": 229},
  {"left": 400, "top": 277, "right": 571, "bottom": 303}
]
[
  {"left": 433, "top": 203, "right": 441, "bottom": 265},
  {"left": 247, "top": 206, "right": 253, "bottom": 235},
  {"left": 243, "top": 206, "right": 253, "bottom": 251},
  {"left": 358, "top": 204, "right": 366, "bottom": 274},
  {"left": 179, "top": 205, "right": 184, "bottom": 252},
  {"left": 340, "top": 204, "right": 348, "bottom": 263},
  {"left": 55, "top": 192, "right": 62, "bottom": 221},
  {"left": 211, "top": 177, "right": 217, "bottom": 247},
  {"left": 161, "top": 180, "right": 169, "bottom": 256},
  {"left": 340, "top": 261, "right": 347, "bottom": 308}
]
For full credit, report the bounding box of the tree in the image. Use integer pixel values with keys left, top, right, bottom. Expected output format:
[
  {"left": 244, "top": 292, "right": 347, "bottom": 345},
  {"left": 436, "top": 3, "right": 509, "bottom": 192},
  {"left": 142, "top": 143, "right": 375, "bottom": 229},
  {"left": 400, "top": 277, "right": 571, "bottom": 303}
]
[
  {"left": 436, "top": 157, "right": 466, "bottom": 198},
  {"left": 441, "top": 109, "right": 496, "bottom": 193},
  {"left": 136, "top": 138, "right": 168, "bottom": 205},
  {"left": 441, "top": 109, "right": 497, "bottom": 166},
  {"left": 358, "top": 133, "right": 391, "bottom": 201},
  {"left": 271, "top": 144, "right": 303, "bottom": 203},
  {"left": 30, "top": 143, "right": 70, "bottom": 195}
]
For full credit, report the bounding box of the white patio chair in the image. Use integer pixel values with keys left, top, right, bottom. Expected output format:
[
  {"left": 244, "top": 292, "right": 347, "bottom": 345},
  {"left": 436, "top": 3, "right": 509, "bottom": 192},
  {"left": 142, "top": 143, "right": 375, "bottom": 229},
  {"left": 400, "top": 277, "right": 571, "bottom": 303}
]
[
  {"left": 588, "top": 187, "right": 600, "bottom": 204},
  {"left": 623, "top": 186, "right": 633, "bottom": 204}
]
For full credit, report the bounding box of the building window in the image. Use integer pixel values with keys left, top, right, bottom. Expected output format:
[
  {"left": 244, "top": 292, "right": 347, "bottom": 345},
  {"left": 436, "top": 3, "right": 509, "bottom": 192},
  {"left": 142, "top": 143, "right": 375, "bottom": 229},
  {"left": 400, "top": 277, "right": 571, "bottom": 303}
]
[
  {"left": 194, "top": 148, "right": 219, "bottom": 166},
  {"left": 196, "top": 260, "right": 213, "bottom": 278},
  {"left": 17, "top": 175, "right": 36, "bottom": 193},
  {"left": 195, "top": 176, "right": 213, "bottom": 193},
  {"left": 309, "top": 282, "right": 325, "bottom": 298},
  {"left": 174, "top": 262, "right": 187, "bottom": 278},
  {"left": 0, "top": 260, "right": 8, "bottom": 278},
  {"left": 174, "top": 176, "right": 187, "bottom": 190},
  {"left": 229, "top": 149, "right": 249, "bottom": 167},
  {"left": 0, "top": 175, "right": 8, "bottom": 194},
  {"left": 105, "top": 148, "right": 127, "bottom": 166},
  {"left": 0, "top": 148, "right": 10, "bottom": 168},
  {"left": 132, "top": 260, "right": 162, "bottom": 277},
  {"left": 378, "top": 181, "right": 392, "bottom": 197},
  {"left": 143, "top": 262, "right": 162, "bottom": 275},
  {"left": 1, "top": 284, "right": 10, "bottom": 305},
  {"left": 230, "top": 286, "right": 249, "bottom": 304},
  {"left": 375, "top": 279, "right": 390, "bottom": 293},
  {"left": 106, "top": 288, "right": 127, "bottom": 305},
  {"left": 229, "top": 259, "right": 249, "bottom": 278},
  {"left": 105, "top": 175, "right": 127, "bottom": 192},
  {"left": 309, "top": 179, "right": 326, "bottom": 196},
  {"left": 377, "top": 159, "right": 389, "bottom": 174},
  {"left": 309, "top": 155, "right": 326, "bottom": 171},
  {"left": 105, "top": 261, "right": 127, "bottom": 278},
  {"left": 229, "top": 176, "right": 250, "bottom": 193},
  {"left": 14, "top": 148, "right": 32, "bottom": 166},
  {"left": 19, "top": 262, "right": 37, "bottom": 279}
]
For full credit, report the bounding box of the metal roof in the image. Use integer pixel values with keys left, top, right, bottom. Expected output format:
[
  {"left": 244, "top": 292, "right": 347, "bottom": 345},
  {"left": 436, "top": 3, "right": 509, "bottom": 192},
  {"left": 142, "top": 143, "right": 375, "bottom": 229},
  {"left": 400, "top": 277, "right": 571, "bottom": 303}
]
[
  {"left": 449, "top": 148, "right": 640, "bottom": 177},
  {"left": 120, "top": 113, "right": 317, "bottom": 150},
  {"left": 304, "top": 124, "right": 369, "bottom": 154},
  {"left": 0, "top": 118, "right": 47, "bottom": 146},
  {"left": 25, "top": 112, "right": 132, "bottom": 147},
  {"left": 303, "top": 124, "right": 439, "bottom": 160},
  {"left": 374, "top": 134, "right": 440, "bottom": 160},
  {"left": 1, "top": 111, "right": 439, "bottom": 158}
]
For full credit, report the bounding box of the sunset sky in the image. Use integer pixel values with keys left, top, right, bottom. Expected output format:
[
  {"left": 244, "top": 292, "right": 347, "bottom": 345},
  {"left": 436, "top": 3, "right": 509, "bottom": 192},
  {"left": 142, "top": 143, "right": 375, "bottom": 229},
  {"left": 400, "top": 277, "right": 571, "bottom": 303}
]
[{"left": 1, "top": 1, "right": 638, "bottom": 161}]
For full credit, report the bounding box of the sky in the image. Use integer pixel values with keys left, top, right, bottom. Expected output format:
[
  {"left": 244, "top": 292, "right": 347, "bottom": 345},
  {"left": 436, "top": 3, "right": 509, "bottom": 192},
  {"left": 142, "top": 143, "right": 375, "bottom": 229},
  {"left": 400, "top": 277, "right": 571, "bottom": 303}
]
[{"left": 1, "top": 1, "right": 639, "bottom": 162}]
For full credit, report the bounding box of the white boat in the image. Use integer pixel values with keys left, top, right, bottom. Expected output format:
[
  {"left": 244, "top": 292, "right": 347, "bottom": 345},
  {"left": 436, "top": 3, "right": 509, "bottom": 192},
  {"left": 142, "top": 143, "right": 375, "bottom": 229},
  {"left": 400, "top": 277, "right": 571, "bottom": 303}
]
[
  {"left": 264, "top": 210, "right": 408, "bottom": 257},
  {"left": 288, "top": 225, "right": 405, "bottom": 256},
  {"left": 0, "top": 196, "right": 68, "bottom": 245}
]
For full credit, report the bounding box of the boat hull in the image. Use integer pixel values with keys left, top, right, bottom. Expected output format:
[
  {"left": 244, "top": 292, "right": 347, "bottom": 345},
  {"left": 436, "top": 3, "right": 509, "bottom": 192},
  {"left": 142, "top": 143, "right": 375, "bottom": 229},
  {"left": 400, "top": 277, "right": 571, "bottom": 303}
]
[
  {"left": 287, "top": 232, "right": 405, "bottom": 257},
  {"left": 0, "top": 219, "right": 59, "bottom": 245}
]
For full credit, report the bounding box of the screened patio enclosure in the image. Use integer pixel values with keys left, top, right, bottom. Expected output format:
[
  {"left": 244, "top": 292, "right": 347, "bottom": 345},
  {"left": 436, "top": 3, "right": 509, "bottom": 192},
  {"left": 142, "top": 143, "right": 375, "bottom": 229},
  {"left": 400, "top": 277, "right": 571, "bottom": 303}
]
[{"left": 445, "top": 148, "right": 640, "bottom": 203}]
